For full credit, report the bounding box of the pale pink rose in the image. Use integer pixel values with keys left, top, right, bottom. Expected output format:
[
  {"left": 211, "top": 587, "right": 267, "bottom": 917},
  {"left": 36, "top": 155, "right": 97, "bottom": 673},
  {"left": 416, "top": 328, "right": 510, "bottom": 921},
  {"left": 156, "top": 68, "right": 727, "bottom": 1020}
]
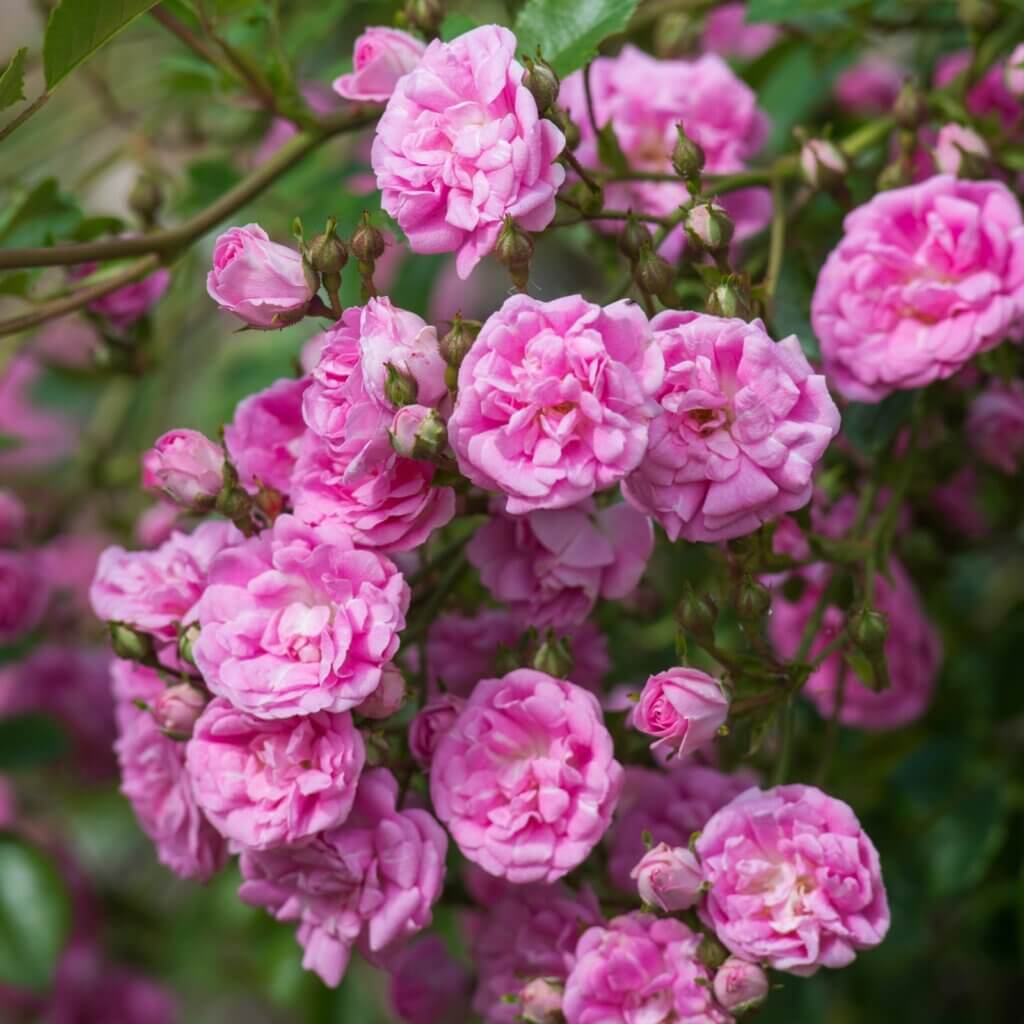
[
  {"left": 702, "top": 2, "right": 780, "bottom": 59},
  {"left": 472, "top": 883, "right": 602, "bottom": 1024},
  {"left": 449, "top": 294, "right": 663, "bottom": 514},
  {"left": 134, "top": 500, "right": 180, "bottom": 548},
  {"left": 933, "top": 123, "right": 989, "bottom": 176},
  {"left": 605, "top": 763, "right": 757, "bottom": 891},
  {"left": 75, "top": 264, "right": 170, "bottom": 330},
  {"left": 834, "top": 55, "right": 904, "bottom": 114},
  {"left": 112, "top": 660, "right": 227, "bottom": 881},
  {"left": 936, "top": 51, "right": 1021, "bottom": 134},
  {"left": 207, "top": 224, "right": 315, "bottom": 328},
  {"left": 152, "top": 684, "right": 206, "bottom": 736},
  {"left": 356, "top": 661, "right": 406, "bottom": 718},
  {"left": 519, "top": 978, "right": 563, "bottom": 1024},
  {"left": 623, "top": 311, "right": 839, "bottom": 542},
  {"left": 0, "top": 357, "right": 72, "bottom": 470},
  {"left": 142, "top": 429, "right": 225, "bottom": 508},
  {"left": 238, "top": 768, "right": 447, "bottom": 987},
  {"left": 1007, "top": 43, "right": 1024, "bottom": 99},
  {"left": 335, "top": 27, "right": 426, "bottom": 102},
  {"left": 563, "top": 913, "right": 730, "bottom": 1024},
  {"left": 562, "top": 48, "right": 770, "bottom": 259},
  {"left": 967, "top": 379, "right": 1024, "bottom": 473},
  {"left": 425, "top": 610, "right": 521, "bottom": 696},
  {"left": 388, "top": 934, "right": 472, "bottom": 1024},
  {"left": 0, "top": 550, "right": 48, "bottom": 642},
  {"left": 633, "top": 667, "right": 729, "bottom": 758},
  {"left": 372, "top": 25, "right": 565, "bottom": 279},
  {"left": 224, "top": 376, "right": 308, "bottom": 495},
  {"left": 430, "top": 669, "right": 623, "bottom": 884},
  {"left": 193, "top": 514, "right": 409, "bottom": 719},
  {"left": 0, "top": 490, "right": 26, "bottom": 546},
  {"left": 713, "top": 957, "right": 769, "bottom": 1014},
  {"left": 468, "top": 500, "right": 653, "bottom": 630},
  {"left": 185, "top": 697, "right": 365, "bottom": 849},
  {"left": 800, "top": 138, "right": 848, "bottom": 189},
  {"left": 812, "top": 176, "right": 1024, "bottom": 402},
  {"left": 408, "top": 694, "right": 465, "bottom": 769},
  {"left": 697, "top": 784, "right": 890, "bottom": 974},
  {"left": 32, "top": 316, "right": 99, "bottom": 369},
  {"left": 631, "top": 841, "right": 704, "bottom": 912}
]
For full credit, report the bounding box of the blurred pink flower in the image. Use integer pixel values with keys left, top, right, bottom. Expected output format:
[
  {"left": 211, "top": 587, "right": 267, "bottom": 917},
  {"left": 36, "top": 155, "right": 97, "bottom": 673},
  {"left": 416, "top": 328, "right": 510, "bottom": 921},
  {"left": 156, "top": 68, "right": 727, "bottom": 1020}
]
[
  {"left": 388, "top": 934, "right": 472, "bottom": 1024},
  {"left": 834, "top": 55, "right": 904, "bottom": 114},
  {"left": 702, "top": 2, "right": 780, "bottom": 59},
  {"left": 967, "top": 379, "right": 1024, "bottom": 473}
]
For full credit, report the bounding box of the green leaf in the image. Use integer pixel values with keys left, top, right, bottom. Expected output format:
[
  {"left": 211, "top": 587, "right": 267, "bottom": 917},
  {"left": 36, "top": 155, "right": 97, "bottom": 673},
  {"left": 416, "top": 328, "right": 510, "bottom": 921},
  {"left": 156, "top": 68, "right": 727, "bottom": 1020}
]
[
  {"left": 440, "top": 12, "right": 477, "bottom": 41},
  {"left": 841, "top": 392, "right": 915, "bottom": 455},
  {"left": 43, "top": 0, "right": 165, "bottom": 90},
  {"left": 927, "top": 785, "right": 1008, "bottom": 896},
  {"left": 0, "top": 714, "right": 70, "bottom": 772},
  {"left": 0, "top": 48, "right": 28, "bottom": 112},
  {"left": 176, "top": 158, "right": 243, "bottom": 217},
  {"left": 746, "top": 0, "right": 863, "bottom": 22},
  {"left": 0, "top": 272, "right": 32, "bottom": 298},
  {"left": 0, "top": 833, "right": 72, "bottom": 991},
  {"left": 514, "top": 0, "right": 639, "bottom": 78},
  {"left": 0, "top": 433, "right": 23, "bottom": 453},
  {"left": 0, "top": 179, "right": 82, "bottom": 249},
  {"left": 596, "top": 123, "right": 630, "bottom": 174}
]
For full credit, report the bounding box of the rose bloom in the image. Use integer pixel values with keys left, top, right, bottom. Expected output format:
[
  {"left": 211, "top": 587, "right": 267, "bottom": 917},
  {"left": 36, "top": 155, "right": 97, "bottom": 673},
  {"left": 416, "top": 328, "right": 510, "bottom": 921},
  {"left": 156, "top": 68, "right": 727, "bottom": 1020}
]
[
  {"left": 472, "top": 883, "right": 602, "bottom": 1024},
  {"left": 935, "top": 51, "right": 1021, "bottom": 134},
  {"left": 0, "top": 356, "right": 72, "bottom": 471},
  {"left": 356, "top": 661, "right": 405, "bottom": 719},
  {"left": 372, "top": 25, "right": 565, "bottom": 279},
  {"left": 334, "top": 27, "right": 425, "bottom": 102},
  {"left": 142, "top": 428, "right": 225, "bottom": 508},
  {"left": 468, "top": 499, "right": 653, "bottom": 630},
  {"left": 1007, "top": 42, "right": 1024, "bottom": 99},
  {"left": 112, "top": 660, "right": 227, "bottom": 881},
  {"left": 563, "top": 913, "right": 729, "bottom": 1024},
  {"left": 933, "top": 123, "right": 989, "bottom": 176},
  {"left": 408, "top": 694, "right": 465, "bottom": 769},
  {"left": 449, "top": 294, "right": 664, "bottom": 514},
  {"left": 561, "top": 48, "right": 770, "bottom": 259},
  {"left": 967, "top": 379, "right": 1024, "bottom": 473},
  {"left": 605, "top": 763, "right": 756, "bottom": 891},
  {"left": 224, "top": 376, "right": 308, "bottom": 495},
  {"left": 697, "top": 784, "right": 890, "bottom": 974},
  {"left": 83, "top": 265, "right": 170, "bottom": 330},
  {"left": 193, "top": 514, "right": 409, "bottom": 719},
  {"left": 0, "top": 549, "right": 48, "bottom": 643},
  {"left": 702, "top": 2, "right": 780, "bottom": 59},
  {"left": 134, "top": 500, "right": 180, "bottom": 548},
  {"left": 623, "top": 311, "right": 839, "bottom": 542},
  {"left": 152, "top": 683, "right": 206, "bottom": 736},
  {"left": 207, "top": 224, "right": 315, "bottom": 328},
  {"left": 388, "top": 934, "right": 472, "bottom": 1024},
  {"left": 834, "top": 54, "right": 904, "bottom": 114},
  {"left": 633, "top": 667, "right": 729, "bottom": 758},
  {"left": 185, "top": 698, "right": 365, "bottom": 849},
  {"left": 430, "top": 669, "right": 623, "bottom": 884},
  {"left": 238, "top": 768, "right": 447, "bottom": 987},
  {"left": 630, "top": 842, "right": 704, "bottom": 912},
  {"left": 812, "top": 176, "right": 1024, "bottom": 402}
]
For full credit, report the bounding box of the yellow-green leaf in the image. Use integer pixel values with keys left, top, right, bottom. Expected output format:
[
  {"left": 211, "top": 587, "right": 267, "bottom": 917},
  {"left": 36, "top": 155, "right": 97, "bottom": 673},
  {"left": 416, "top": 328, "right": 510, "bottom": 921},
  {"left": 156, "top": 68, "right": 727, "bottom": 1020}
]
[{"left": 0, "top": 48, "right": 28, "bottom": 112}]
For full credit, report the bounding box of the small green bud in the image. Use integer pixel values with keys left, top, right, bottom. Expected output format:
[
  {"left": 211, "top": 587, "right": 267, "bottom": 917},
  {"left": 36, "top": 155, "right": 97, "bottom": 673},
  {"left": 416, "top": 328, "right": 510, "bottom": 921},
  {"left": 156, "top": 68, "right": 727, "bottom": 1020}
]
[
  {"left": 548, "top": 106, "right": 581, "bottom": 150},
  {"left": 389, "top": 406, "right": 448, "bottom": 460},
  {"left": 532, "top": 631, "right": 574, "bottom": 678},
  {"left": 735, "top": 576, "right": 771, "bottom": 623},
  {"left": 350, "top": 213, "right": 387, "bottom": 263},
  {"left": 619, "top": 213, "right": 652, "bottom": 261},
  {"left": 496, "top": 216, "right": 534, "bottom": 291},
  {"left": 849, "top": 608, "right": 889, "bottom": 655},
  {"left": 403, "top": 0, "right": 444, "bottom": 37},
  {"left": 129, "top": 174, "right": 163, "bottom": 227},
  {"left": 696, "top": 934, "right": 729, "bottom": 970},
  {"left": 177, "top": 622, "right": 200, "bottom": 667},
  {"left": 522, "top": 53, "right": 559, "bottom": 114},
  {"left": 306, "top": 217, "right": 348, "bottom": 275},
  {"left": 893, "top": 80, "right": 927, "bottom": 130},
  {"left": 677, "top": 586, "right": 718, "bottom": 639},
  {"left": 684, "top": 201, "right": 734, "bottom": 254},
  {"left": 706, "top": 277, "right": 755, "bottom": 320},
  {"left": 439, "top": 312, "right": 482, "bottom": 369},
  {"left": 109, "top": 622, "right": 155, "bottom": 663},
  {"left": 672, "top": 124, "right": 705, "bottom": 184},
  {"left": 384, "top": 363, "right": 419, "bottom": 407},
  {"left": 635, "top": 245, "right": 674, "bottom": 297}
]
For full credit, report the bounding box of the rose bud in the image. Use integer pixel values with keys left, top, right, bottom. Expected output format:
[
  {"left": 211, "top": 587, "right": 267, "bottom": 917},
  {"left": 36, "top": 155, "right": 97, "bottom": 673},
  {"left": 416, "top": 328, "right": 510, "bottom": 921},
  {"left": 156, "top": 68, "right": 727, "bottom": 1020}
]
[
  {"left": 630, "top": 841, "right": 704, "bottom": 912},
  {"left": 333, "top": 27, "right": 425, "bottom": 103},
  {"left": 633, "top": 667, "right": 729, "bottom": 758},
  {"left": 207, "top": 224, "right": 316, "bottom": 329},
  {"left": 355, "top": 663, "right": 406, "bottom": 719},
  {"left": 933, "top": 123, "right": 989, "bottom": 177},
  {"left": 142, "top": 429, "right": 225, "bottom": 509},
  {"left": 712, "top": 957, "right": 769, "bottom": 1015},
  {"left": 799, "top": 138, "right": 848, "bottom": 192},
  {"left": 389, "top": 404, "right": 448, "bottom": 461},
  {"left": 523, "top": 55, "right": 560, "bottom": 114},
  {"left": 684, "top": 201, "right": 734, "bottom": 254},
  {"left": 408, "top": 694, "right": 465, "bottom": 769},
  {"left": 1006, "top": 43, "right": 1024, "bottom": 99},
  {"left": 153, "top": 684, "right": 206, "bottom": 737},
  {"left": 519, "top": 978, "right": 564, "bottom": 1024}
]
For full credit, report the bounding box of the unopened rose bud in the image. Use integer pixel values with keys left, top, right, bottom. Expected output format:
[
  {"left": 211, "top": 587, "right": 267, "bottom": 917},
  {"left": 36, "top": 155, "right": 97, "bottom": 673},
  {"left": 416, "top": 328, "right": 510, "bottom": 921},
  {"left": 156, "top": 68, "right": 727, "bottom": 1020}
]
[
  {"left": 635, "top": 246, "right": 674, "bottom": 297},
  {"left": 630, "top": 842, "right": 704, "bottom": 912},
  {"left": 706, "top": 277, "right": 754, "bottom": 320},
  {"left": 677, "top": 585, "right": 717, "bottom": 638},
  {"left": 523, "top": 54, "right": 559, "bottom": 114},
  {"left": 655, "top": 11, "right": 699, "bottom": 58},
  {"left": 799, "top": 138, "right": 848, "bottom": 192},
  {"left": 409, "top": 694, "right": 465, "bottom": 769},
  {"left": 496, "top": 216, "right": 534, "bottom": 291},
  {"left": 548, "top": 106, "right": 581, "bottom": 150},
  {"left": 697, "top": 934, "right": 729, "bottom": 970},
  {"left": 129, "top": 173, "right": 163, "bottom": 227},
  {"left": 619, "top": 214, "right": 653, "bottom": 261},
  {"left": 713, "top": 957, "right": 769, "bottom": 1015},
  {"left": 933, "top": 123, "right": 989, "bottom": 177},
  {"left": 306, "top": 217, "right": 349, "bottom": 275},
  {"left": 519, "top": 978, "right": 563, "bottom": 1024},
  {"left": 350, "top": 213, "right": 387, "bottom": 263},
  {"left": 893, "top": 79, "right": 926, "bottom": 129},
  {"left": 957, "top": 0, "right": 998, "bottom": 31},
  {"left": 735, "top": 576, "right": 771, "bottom": 623},
  {"left": 142, "top": 429, "right": 225, "bottom": 509},
  {"left": 109, "top": 622, "right": 155, "bottom": 663},
  {"left": 850, "top": 608, "right": 888, "bottom": 655},
  {"left": 177, "top": 622, "right": 200, "bottom": 667},
  {"left": 672, "top": 124, "right": 705, "bottom": 185},
  {"left": 389, "top": 404, "right": 447, "bottom": 460},
  {"left": 685, "top": 201, "right": 734, "bottom": 253},
  {"left": 532, "top": 632, "right": 574, "bottom": 678},
  {"left": 356, "top": 663, "right": 406, "bottom": 719},
  {"left": 1005, "top": 43, "right": 1024, "bottom": 98},
  {"left": 439, "top": 312, "right": 481, "bottom": 370},
  {"left": 876, "top": 157, "right": 912, "bottom": 191},
  {"left": 385, "top": 363, "right": 419, "bottom": 407},
  {"left": 153, "top": 684, "right": 206, "bottom": 737},
  {"left": 404, "top": 0, "right": 444, "bottom": 37}
]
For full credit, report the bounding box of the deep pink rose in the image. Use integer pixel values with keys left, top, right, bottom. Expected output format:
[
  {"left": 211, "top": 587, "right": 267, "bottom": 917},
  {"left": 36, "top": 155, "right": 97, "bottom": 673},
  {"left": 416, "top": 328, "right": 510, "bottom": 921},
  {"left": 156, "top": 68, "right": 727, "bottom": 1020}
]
[
  {"left": 834, "top": 55, "right": 904, "bottom": 114},
  {"left": 631, "top": 841, "right": 704, "bottom": 912},
  {"left": 449, "top": 294, "right": 663, "bottom": 514},
  {"left": 623, "top": 311, "right": 839, "bottom": 542},
  {"left": 967, "top": 379, "right": 1024, "bottom": 473},
  {"left": 207, "top": 224, "right": 315, "bottom": 328},
  {"left": 697, "top": 784, "right": 890, "bottom": 974},
  {"left": 605, "top": 763, "right": 757, "bottom": 891},
  {"left": 388, "top": 934, "right": 472, "bottom": 1024},
  {"left": 0, "top": 490, "right": 26, "bottom": 546},
  {"left": 812, "top": 175, "right": 1024, "bottom": 402},
  {"left": 408, "top": 693, "right": 465, "bottom": 769},
  {"left": 224, "top": 376, "right": 308, "bottom": 495},
  {"left": 561, "top": 48, "right": 770, "bottom": 259},
  {"left": 193, "top": 514, "right": 409, "bottom": 719},
  {"left": 563, "top": 912, "right": 730, "bottom": 1024},
  {"left": 1007, "top": 43, "right": 1024, "bottom": 99},
  {"left": 430, "top": 669, "right": 623, "bottom": 884},
  {"left": 633, "top": 667, "right": 729, "bottom": 758},
  {"left": 933, "top": 123, "right": 989, "bottom": 176},
  {"left": 701, "top": 2, "right": 780, "bottom": 59},
  {"left": 0, "top": 357, "right": 72, "bottom": 470},
  {"left": 334, "top": 27, "right": 425, "bottom": 102},
  {"left": 372, "top": 24, "right": 565, "bottom": 279},
  {"left": 935, "top": 51, "right": 1021, "bottom": 134},
  {"left": 77, "top": 264, "right": 170, "bottom": 330},
  {"left": 142, "top": 428, "right": 225, "bottom": 508},
  {"left": 112, "top": 660, "right": 227, "bottom": 881},
  {"left": 0, "top": 550, "right": 48, "bottom": 642},
  {"left": 238, "top": 768, "right": 447, "bottom": 987},
  {"left": 355, "top": 661, "right": 406, "bottom": 719},
  {"left": 425, "top": 610, "right": 520, "bottom": 696},
  {"left": 185, "top": 697, "right": 365, "bottom": 849},
  {"left": 713, "top": 957, "right": 770, "bottom": 1014},
  {"left": 472, "top": 883, "right": 602, "bottom": 1024},
  {"left": 468, "top": 500, "right": 652, "bottom": 630},
  {"left": 932, "top": 466, "right": 988, "bottom": 539}
]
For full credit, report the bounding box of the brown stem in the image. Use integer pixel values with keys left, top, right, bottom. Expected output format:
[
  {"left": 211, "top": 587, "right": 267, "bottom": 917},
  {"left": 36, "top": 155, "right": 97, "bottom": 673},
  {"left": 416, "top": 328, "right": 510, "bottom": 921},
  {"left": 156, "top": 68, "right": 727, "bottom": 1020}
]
[{"left": 0, "top": 92, "right": 50, "bottom": 146}]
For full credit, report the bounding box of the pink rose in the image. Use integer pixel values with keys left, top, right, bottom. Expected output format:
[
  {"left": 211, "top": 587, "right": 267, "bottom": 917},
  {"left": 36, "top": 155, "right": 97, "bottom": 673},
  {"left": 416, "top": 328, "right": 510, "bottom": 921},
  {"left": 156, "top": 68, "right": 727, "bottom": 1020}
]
[
  {"left": 633, "top": 667, "right": 729, "bottom": 758},
  {"left": 0, "top": 550, "right": 48, "bottom": 642},
  {"left": 1007, "top": 43, "right": 1024, "bottom": 99},
  {"left": 623, "top": 311, "right": 839, "bottom": 542},
  {"left": 430, "top": 669, "right": 623, "bottom": 884},
  {"left": 697, "top": 784, "right": 890, "bottom": 974},
  {"left": 112, "top": 660, "right": 227, "bottom": 881},
  {"left": 408, "top": 693, "right": 465, "bottom": 769},
  {"left": 631, "top": 842, "right": 704, "bottom": 912},
  {"left": 519, "top": 979, "right": 563, "bottom": 1024},
  {"left": 449, "top": 294, "right": 663, "bottom": 514},
  {"left": 224, "top": 376, "right": 308, "bottom": 495},
  {"left": 933, "top": 123, "right": 989, "bottom": 176},
  {"left": 563, "top": 913, "right": 730, "bottom": 1024},
  {"left": 561, "top": 48, "right": 770, "bottom": 259},
  {"left": 0, "top": 490, "right": 26, "bottom": 546},
  {"left": 134, "top": 500, "right": 180, "bottom": 548},
  {"left": 185, "top": 697, "right": 365, "bottom": 849},
  {"left": 238, "top": 768, "right": 446, "bottom": 987},
  {"left": 0, "top": 357, "right": 72, "bottom": 470},
  {"left": 713, "top": 957, "right": 769, "bottom": 1014},
  {"left": 467, "top": 499, "right": 653, "bottom": 630},
  {"left": 372, "top": 25, "right": 565, "bottom": 279},
  {"left": 388, "top": 934, "right": 472, "bottom": 1024},
  {"left": 833, "top": 55, "right": 904, "bottom": 114},
  {"left": 193, "top": 514, "right": 409, "bottom": 719},
  {"left": 334, "top": 27, "right": 425, "bottom": 102},
  {"left": 932, "top": 466, "right": 988, "bottom": 539},
  {"left": 355, "top": 661, "right": 406, "bottom": 719},
  {"left": 936, "top": 51, "right": 1021, "bottom": 134},
  {"left": 84, "top": 266, "right": 170, "bottom": 330},
  {"left": 152, "top": 684, "right": 206, "bottom": 736},
  {"left": 800, "top": 138, "right": 848, "bottom": 190},
  {"left": 390, "top": 403, "right": 444, "bottom": 459},
  {"left": 207, "top": 224, "right": 315, "bottom": 328},
  {"left": 142, "top": 429, "right": 225, "bottom": 508},
  {"left": 967, "top": 379, "right": 1024, "bottom": 473},
  {"left": 701, "top": 2, "right": 780, "bottom": 59},
  {"left": 812, "top": 176, "right": 1024, "bottom": 402}
]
